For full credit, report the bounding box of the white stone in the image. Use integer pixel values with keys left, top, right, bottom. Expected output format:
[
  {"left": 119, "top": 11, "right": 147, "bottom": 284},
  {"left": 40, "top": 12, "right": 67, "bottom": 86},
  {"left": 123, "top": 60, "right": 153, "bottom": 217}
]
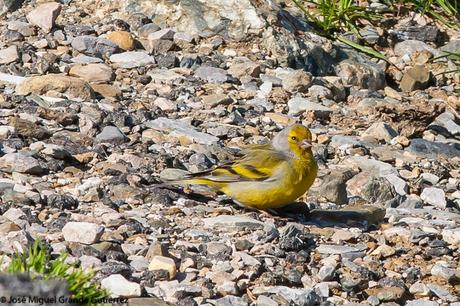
[
  {"left": 62, "top": 222, "right": 104, "bottom": 244},
  {"left": 101, "top": 274, "right": 141, "bottom": 298},
  {"left": 109, "top": 51, "right": 155, "bottom": 68},
  {"left": 420, "top": 187, "right": 447, "bottom": 209}
]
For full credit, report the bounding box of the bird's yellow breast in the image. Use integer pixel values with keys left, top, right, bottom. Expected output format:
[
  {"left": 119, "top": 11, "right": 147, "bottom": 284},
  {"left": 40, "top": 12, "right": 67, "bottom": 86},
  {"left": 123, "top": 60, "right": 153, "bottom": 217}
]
[{"left": 223, "top": 158, "right": 317, "bottom": 209}]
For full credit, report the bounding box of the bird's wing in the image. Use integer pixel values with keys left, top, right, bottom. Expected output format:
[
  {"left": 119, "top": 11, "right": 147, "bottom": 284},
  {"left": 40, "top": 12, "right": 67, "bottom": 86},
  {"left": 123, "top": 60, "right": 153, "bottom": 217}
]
[{"left": 186, "top": 148, "right": 288, "bottom": 183}]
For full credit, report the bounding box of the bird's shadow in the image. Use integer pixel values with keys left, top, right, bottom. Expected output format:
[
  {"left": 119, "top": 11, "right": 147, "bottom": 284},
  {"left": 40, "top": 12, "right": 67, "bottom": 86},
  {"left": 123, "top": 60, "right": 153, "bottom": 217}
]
[
  {"left": 272, "top": 202, "right": 385, "bottom": 230},
  {"left": 156, "top": 185, "right": 383, "bottom": 230}
]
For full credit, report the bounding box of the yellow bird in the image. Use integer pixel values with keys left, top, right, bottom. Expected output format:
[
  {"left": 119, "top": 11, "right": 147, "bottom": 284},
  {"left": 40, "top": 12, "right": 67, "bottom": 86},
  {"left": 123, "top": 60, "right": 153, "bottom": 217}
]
[{"left": 168, "top": 124, "right": 318, "bottom": 210}]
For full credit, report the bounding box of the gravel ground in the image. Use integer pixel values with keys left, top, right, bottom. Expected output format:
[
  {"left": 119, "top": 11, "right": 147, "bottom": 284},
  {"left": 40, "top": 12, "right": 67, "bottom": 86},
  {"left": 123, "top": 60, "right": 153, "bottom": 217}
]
[{"left": 0, "top": 0, "right": 459, "bottom": 305}]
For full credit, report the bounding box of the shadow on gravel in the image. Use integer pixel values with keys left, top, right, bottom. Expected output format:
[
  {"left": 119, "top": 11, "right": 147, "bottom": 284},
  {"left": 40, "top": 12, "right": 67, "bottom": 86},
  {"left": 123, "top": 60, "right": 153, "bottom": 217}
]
[{"left": 274, "top": 203, "right": 386, "bottom": 230}]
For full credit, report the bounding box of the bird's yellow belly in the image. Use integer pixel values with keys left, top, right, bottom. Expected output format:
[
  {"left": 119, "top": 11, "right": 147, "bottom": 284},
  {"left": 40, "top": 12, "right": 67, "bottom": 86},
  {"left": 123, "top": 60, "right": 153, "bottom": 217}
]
[{"left": 224, "top": 169, "right": 316, "bottom": 209}]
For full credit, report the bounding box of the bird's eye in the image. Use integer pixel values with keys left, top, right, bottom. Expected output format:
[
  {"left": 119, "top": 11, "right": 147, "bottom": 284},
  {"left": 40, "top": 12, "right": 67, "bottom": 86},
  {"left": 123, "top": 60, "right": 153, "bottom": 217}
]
[{"left": 291, "top": 136, "right": 297, "bottom": 141}]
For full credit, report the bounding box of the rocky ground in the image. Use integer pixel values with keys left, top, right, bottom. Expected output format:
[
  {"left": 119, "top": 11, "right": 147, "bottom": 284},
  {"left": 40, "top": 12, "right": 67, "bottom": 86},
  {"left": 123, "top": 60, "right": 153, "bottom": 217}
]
[{"left": 0, "top": 0, "right": 459, "bottom": 305}]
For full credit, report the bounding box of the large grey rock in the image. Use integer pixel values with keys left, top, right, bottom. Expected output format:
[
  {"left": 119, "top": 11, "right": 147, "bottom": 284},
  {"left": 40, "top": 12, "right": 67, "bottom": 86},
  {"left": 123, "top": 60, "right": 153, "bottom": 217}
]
[
  {"left": 120, "top": 0, "right": 264, "bottom": 40},
  {"left": 0, "top": 153, "right": 45, "bottom": 175},
  {"left": 407, "top": 139, "right": 460, "bottom": 158}
]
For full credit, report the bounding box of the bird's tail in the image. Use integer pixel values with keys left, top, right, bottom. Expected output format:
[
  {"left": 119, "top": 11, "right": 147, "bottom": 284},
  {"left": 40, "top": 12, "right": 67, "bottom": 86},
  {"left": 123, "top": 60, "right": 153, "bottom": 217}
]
[{"left": 160, "top": 177, "right": 227, "bottom": 191}]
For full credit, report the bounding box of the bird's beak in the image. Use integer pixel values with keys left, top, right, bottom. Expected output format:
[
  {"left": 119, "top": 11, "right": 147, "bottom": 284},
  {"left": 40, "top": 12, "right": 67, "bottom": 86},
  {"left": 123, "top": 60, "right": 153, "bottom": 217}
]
[{"left": 300, "top": 139, "right": 312, "bottom": 150}]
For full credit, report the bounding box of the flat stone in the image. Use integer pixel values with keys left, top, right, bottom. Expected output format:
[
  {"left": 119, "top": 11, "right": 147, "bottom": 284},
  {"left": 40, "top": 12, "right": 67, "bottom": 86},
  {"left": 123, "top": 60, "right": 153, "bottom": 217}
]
[
  {"left": 145, "top": 117, "right": 219, "bottom": 145},
  {"left": 0, "top": 72, "right": 25, "bottom": 85},
  {"left": 407, "top": 139, "right": 460, "bottom": 158},
  {"left": 405, "top": 300, "right": 438, "bottom": 306},
  {"left": 62, "top": 221, "right": 104, "bottom": 244},
  {"left": 101, "top": 274, "right": 141, "bottom": 298},
  {"left": 0, "top": 45, "right": 19, "bottom": 64},
  {"left": 0, "top": 153, "right": 45, "bottom": 175},
  {"left": 429, "top": 111, "right": 460, "bottom": 136},
  {"left": 316, "top": 244, "right": 367, "bottom": 255},
  {"left": 195, "top": 66, "right": 228, "bottom": 83},
  {"left": 348, "top": 156, "right": 398, "bottom": 176},
  {"left": 69, "top": 63, "right": 114, "bottom": 83},
  {"left": 214, "top": 296, "right": 248, "bottom": 306},
  {"left": 431, "top": 262, "right": 456, "bottom": 281},
  {"left": 287, "top": 96, "right": 331, "bottom": 115},
  {"left": 201, "top": 94, "right": 232, "bottom": 107},
  {"left": 109, "top": 51, "right": 155, "bottom": 68},
  {"left": 420, "top": 187, "right": 447, "bottom": 209},
  {"left": 252, "top": 286, "right": 320, "bottom": 305},
  {"left": 148, "top": 256, "right": 176, "bottom": 280},
  {"left": 16, "top": 74, "right": 94, "bottom": 100},
  {"left": 203, "top": 215, "right": 264, "bottom": 230},
  {"left": 26, "top": 2, "right": 61, "bottom": 33},
  {"left": 394, "top": 40, "right": 437, "bottom": 57}
]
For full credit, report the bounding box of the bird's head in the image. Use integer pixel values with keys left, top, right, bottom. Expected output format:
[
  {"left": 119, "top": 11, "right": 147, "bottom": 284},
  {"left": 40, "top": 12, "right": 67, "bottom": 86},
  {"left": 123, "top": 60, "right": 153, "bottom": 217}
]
[{"left": 272, "top": 124, "right": 314, "bottom": 159}]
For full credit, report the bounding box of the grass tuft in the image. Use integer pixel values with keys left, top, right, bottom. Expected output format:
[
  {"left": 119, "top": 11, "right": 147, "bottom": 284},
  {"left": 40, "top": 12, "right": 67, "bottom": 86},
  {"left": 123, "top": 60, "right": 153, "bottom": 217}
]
[{"left": 7, "top": 240, "right": 108, "bottom": 305}]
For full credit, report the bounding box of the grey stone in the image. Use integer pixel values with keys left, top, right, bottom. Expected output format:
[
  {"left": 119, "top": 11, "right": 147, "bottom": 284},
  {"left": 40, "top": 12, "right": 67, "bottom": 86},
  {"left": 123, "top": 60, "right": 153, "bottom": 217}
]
[
  {"left": 429, "top": 111, "right": 460, "bottom": 136},
  {"left": 0, "top": 274, "right": 70, "bottom": 304},
  {"left": 394, "top": 40, "right": 438, "bottom": 57},
  {"left": 215, "top": 295, "right": 248, "bottom": 306},
  {"left": 287, "top": 96, "right": 331, "bottom": 115},
  {"left": 0, "top": 153, "right": 45, "bottom": 175},
  {"left": 195, "top": 66, "right": 229, "bottom": 83},
  {"left": 427, "top": 284, "right": 458, "bottom": 302},
  {"left": 203, "top": 215, "right": 264, "bottom": 230},
  {"left": 407, "top": 138, "right": 460, "bottom": 158},
  {"left": 145, "top": 117, "right": 219, "bottom": 145},
  {"left": 252, "top": 286, "right": 320, "bottom": 306},
  {"left": 95, "top": 126, "right": 127, "bottom": 145},
  {"left": 405, "top": 300, "right": 439, "bottom": 306},
  {"left": 316, "top": 244, "right": 367, "bottom": 255},
  {"left": 362, "top": 122, "right": 398, "bottom": 143},
  {"left": 431, "top": 262, "right": 456, "bottom": 281},
  {"left": 71, "top": 35, "right": 118, "bottom": 58},
  {"left": 0, "top": 0, "right": 25, "bottom": 15}
]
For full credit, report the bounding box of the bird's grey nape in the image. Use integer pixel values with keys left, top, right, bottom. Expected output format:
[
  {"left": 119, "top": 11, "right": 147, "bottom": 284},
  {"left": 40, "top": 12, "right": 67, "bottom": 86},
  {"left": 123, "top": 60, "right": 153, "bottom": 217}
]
[{"left": 272, "top": 128, "right": 294, "bottom": 157}]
